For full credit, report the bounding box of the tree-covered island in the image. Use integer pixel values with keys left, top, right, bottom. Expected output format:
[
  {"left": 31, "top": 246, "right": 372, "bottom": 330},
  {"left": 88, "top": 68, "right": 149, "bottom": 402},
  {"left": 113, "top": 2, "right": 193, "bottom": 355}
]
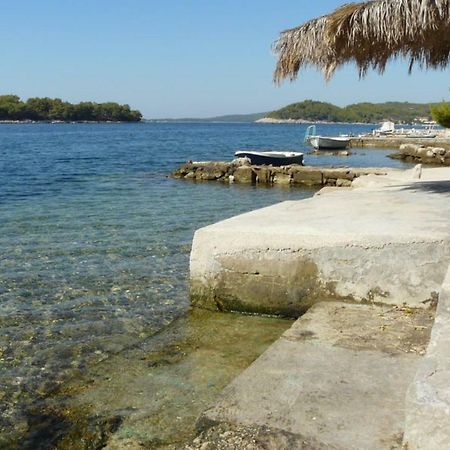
[
  {"left": 0, "top": 95, "right": 142, "bottom": 122},
  {"left": 264, "top": 100, "right": 438, "bottom": 124}
]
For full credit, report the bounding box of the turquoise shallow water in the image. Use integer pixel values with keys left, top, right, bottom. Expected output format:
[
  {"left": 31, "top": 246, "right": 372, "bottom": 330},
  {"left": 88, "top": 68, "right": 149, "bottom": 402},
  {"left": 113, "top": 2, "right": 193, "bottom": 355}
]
[{"left": 0, "top": 122, "right": 413, "bottom": 445}]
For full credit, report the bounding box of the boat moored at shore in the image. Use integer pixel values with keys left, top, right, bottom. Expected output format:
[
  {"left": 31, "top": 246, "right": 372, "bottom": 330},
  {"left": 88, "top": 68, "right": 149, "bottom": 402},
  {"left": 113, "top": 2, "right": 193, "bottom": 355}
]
[
  {"left": 308, "top": 136, "right": 351, "bottom": 150},
  {"left": 234, "top": 150, "right": 304, "bottom": 166},
  {"left": 304, "top": 125, "right": 351, "bottom": 150},
  {"left": 373, "top": 121, "right": 439, "bottom": 138}
]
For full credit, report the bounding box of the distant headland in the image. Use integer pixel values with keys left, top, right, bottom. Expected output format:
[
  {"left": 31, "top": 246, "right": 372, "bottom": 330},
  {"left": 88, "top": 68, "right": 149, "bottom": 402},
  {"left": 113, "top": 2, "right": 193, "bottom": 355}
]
[
  {"left": 0, "top": 95, "right": 142, "bottom": 123},
  {"left": 150, "top": 100, "right": 436, "bottom": 125},
  {"left": 261, "top": 100, "right": 434, "bottom": 124}
]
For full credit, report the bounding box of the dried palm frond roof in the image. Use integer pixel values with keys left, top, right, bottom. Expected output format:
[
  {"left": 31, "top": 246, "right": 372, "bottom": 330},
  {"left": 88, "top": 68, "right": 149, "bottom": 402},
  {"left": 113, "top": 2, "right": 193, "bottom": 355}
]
[{"left": 274, "top": 0, "right": 450, "bottom": 82}]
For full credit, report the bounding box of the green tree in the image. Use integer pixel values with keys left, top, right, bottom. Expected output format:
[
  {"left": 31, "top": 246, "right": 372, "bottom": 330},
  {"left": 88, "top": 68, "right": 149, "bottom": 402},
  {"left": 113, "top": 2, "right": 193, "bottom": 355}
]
[
  {"left": 26, "top": 97, "right": 54, "bottom": 120},
  {"left": 0, "top": 95, "right": 26, "bottom": 120},
  {"left": 431, "top": 101, "right": 450, "bottom": 128}
]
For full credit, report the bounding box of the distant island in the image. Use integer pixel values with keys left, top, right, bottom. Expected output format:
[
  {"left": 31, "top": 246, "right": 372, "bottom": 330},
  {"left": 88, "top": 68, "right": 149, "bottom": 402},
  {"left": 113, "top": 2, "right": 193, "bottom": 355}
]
[
  {"left": 261, "top": 100, "right": 434, "bottom": 124},
  {"left": 147, "top": 112, "right": 267, "bottom": 123},
  {"left": 0, "top": 95, "right": 142, "bottom": 122},
  {"left": 150, "top": 101, "right": 436, "bottom": 124}
]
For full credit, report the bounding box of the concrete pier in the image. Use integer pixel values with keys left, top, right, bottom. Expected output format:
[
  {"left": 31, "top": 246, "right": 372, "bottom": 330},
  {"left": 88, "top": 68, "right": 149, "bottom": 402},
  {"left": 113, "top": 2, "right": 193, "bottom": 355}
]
[
  {"left": 350, "top": 136, "right": 450, "bottom": 151},
  {"left": 185, "top": 166, "right": 450, "bottom": 449},
  {"left": 190, "top": 167, "right": 450, "bottom": 316}
]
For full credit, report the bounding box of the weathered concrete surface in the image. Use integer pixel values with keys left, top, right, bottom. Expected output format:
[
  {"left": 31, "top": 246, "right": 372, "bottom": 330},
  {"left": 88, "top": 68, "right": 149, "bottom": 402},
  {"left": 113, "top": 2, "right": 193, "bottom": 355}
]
[
  {"left": 190, "top": 167, "right": 450, "bottom": 316},
  {"left": 193, "top": 302, "right": 434, "bottom": 450},
  {"left": 403, "top": 266, "right": 450, "bottom": 449},
  {"left": 351, "top": 136, "right": 450, "bottom": 151}
]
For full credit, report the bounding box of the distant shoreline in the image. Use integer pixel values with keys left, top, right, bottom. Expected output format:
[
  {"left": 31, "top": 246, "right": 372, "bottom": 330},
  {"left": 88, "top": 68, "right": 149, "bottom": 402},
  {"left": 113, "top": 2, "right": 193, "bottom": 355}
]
[
  {"left": 148, "top": 100, "right": 437, "bottom": 125},
  {"left": 145, "top": 119, "right": 376, "bottom": 125},
  {"left": 1, "top": 119, "right": 434, "bottom": 127},
  {"left": 0, "top": 120, "right": 142, "bottom": 124},
  {"left": 0, "top": 95, "right": 142, "bottom": 123},
  {"left": 255, "top": 118, "right": 376, "bottom": 125}
]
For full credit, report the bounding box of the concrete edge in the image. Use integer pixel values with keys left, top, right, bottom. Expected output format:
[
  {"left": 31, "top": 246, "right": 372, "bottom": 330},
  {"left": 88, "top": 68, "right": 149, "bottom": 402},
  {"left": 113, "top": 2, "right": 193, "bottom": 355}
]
[{"left": 403, "top": 264, "right": 450, "bottom": 449}]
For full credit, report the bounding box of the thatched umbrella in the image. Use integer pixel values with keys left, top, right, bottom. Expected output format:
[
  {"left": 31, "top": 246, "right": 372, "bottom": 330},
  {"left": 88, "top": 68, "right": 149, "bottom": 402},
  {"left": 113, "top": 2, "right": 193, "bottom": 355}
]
[{"left": 274, "top": 0, "right": 450, "bottom": 82}]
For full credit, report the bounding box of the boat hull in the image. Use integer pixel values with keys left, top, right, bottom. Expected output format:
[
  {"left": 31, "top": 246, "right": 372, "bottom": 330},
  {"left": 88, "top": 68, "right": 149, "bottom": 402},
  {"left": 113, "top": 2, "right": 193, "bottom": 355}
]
[
  {"left": 309, "top": 136, "right": 350, "bottom": 150},
  {"left": 235, "top": 151, "right": 304, "bottom": 166}
]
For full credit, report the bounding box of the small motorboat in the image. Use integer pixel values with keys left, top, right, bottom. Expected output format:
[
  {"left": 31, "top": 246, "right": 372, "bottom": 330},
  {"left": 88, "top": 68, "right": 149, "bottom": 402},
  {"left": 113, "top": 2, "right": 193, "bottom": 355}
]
[
  {"left": 308, "top": 136, "right": 351, "bottom": 150},
  {"left": 234, "top": 150, "right": 304, "bottom": 166},
  {"left": 304, "top": 125, "right": 351, "bottom": 150}
]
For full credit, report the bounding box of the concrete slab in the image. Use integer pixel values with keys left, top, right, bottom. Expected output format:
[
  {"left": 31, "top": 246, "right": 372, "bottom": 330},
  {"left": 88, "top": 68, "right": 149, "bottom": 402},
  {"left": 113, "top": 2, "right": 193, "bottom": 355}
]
[
  {"left": 350, "top": 136, "right": 450, "bottom": 151},
  {"left": 190, "top": 167, "right": 450, "bottom": 316},
  {"left": 195, "top": 302, "right": 435, "bottom": 450},
  {"left": 404, "top": 265, "right": 450, "bottom": 449}
]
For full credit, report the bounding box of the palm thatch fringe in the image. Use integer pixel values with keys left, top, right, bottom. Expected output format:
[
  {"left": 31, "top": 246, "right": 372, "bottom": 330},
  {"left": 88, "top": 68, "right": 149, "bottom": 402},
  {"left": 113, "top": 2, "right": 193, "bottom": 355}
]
[{"left": 274, "top": 0, "right": 450, "bottom": 82}]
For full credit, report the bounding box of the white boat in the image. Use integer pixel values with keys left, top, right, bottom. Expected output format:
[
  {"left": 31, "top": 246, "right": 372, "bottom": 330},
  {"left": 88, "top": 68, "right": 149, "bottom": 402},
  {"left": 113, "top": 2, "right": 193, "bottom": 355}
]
[
  {"left": 372, "top": 122, "right": 438, "bottom": 138},
  {"left": 234, "top": 150, "right": 304, "bottom": 166},
  {"left": 304, "top": 125, "right": 351, "bottom": 150},
  {"left": 373, "top": 121, "right": 396, "bottom": 135},
  {"left": 308, "top": 136, "right": 351, "bottom": 150},
  {"left": 405, "top": 124, "right": 438, "bottom": 138}
]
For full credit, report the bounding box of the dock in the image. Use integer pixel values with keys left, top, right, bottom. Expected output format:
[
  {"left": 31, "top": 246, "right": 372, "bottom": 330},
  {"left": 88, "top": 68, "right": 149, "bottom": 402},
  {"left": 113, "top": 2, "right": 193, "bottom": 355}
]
[
  {"left": 185, "top": 166, "right": 450, "bottom": 449},
  {"left": 350, "top": 135, "right": 450, "bottom": 150}
]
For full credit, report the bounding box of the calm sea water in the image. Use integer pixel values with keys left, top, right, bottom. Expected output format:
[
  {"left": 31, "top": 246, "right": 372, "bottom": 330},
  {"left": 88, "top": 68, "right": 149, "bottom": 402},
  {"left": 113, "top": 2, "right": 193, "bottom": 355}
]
[{"left": 0, "top": 122, "right": 412, "bottom": 446}]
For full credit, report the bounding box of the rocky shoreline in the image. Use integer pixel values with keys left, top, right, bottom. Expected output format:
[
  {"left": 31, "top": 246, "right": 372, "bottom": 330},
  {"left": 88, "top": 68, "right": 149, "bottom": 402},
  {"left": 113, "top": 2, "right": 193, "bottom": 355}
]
[
  {"left": 0, "top": 120, "right": 141, "bottom": 124},
  {"left": 255, "top": 117, "right": 371, "bottom": 125},
  {"left": 389, "top": 143, "right": 450, "bottom": 165},
  {"left": 172, "top": 160, "right": 392, "bottom": 187}
]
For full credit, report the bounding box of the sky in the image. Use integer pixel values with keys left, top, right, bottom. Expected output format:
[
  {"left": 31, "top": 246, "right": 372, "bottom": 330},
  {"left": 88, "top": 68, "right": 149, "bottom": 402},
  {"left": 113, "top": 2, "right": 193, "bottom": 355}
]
[{"left": 1, "top": 0, "right": 449, "bottom": 118}]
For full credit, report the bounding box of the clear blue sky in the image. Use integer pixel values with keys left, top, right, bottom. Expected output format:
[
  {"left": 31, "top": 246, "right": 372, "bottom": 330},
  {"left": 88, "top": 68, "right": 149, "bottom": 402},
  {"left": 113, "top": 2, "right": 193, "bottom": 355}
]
[{"left": 1, "top": 0, "right": 449, "bottom": 118}]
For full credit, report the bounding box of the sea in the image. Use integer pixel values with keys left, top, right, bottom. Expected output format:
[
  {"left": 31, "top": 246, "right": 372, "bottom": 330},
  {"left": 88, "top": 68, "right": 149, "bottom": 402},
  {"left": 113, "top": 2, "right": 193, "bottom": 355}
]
[{"left": 0, "top": 122, "right": 414, "bottom": 448}]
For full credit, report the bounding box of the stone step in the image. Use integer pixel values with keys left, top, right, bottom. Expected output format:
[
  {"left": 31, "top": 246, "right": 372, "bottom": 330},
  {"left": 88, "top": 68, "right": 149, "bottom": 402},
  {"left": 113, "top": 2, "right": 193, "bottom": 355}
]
[
  {"left": 190, "top": 171, "right": 450, "bottom": 316},
  {"left": 192, "top": 302, "right": 434, "bottom": 450}
]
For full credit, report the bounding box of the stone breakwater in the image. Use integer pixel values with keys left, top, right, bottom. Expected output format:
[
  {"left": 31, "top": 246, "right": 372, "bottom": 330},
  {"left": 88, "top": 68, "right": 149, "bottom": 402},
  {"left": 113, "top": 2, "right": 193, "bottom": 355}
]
[
  {"left": 172, "top": 160, "right": 391, "bottom": 187},
  {"left": 390, "top": 143, "right": 450, "bottom": 165}
]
